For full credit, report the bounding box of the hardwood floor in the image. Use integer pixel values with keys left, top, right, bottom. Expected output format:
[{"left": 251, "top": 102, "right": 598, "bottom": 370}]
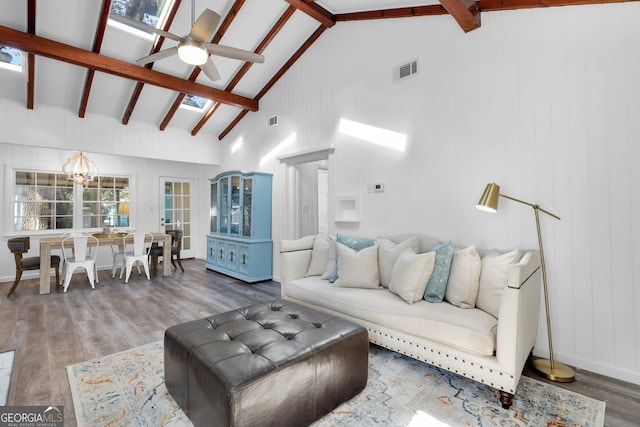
[{"left": 1, "top": 259, "right": 638, "bottom": 426}]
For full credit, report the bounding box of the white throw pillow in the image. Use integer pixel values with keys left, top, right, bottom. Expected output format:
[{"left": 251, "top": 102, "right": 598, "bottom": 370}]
[
  {"left": 320, "top": 236, "right": 336, "bottom": 280},
  {"left": 476, "top": 249, "right": 522, "bottom": 318},
  {"left": 389, "top": 250, "right": 436, "bottom": 304},
  {"left": 377, "top": 237, "right": 420, "bottom": 288},
  {"left": 306, "top": 235, "right": 330, "bottom": 277},
  {"left": 444, "top": 245, "right": 481, "bottom": 309},
  {"left": 333, "top": 243, "right": 380, "bottom": 289}
]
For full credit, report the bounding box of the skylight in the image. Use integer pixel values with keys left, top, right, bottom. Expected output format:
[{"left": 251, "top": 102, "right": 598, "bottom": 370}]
[
  {"left": 180, "top": 94, "right": 212, "bottom": 112},
  {"left": 0, "top": 45, "right": 22, "bottom": 72},
  {"left": 109, "top": 0, "right": 174, "bottom": 40}
]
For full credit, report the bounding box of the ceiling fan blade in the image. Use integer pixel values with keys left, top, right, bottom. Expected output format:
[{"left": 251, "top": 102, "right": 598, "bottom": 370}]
[
  {"left": 110, "top": 13, "right": 183, "bottom": 43},
  {"left": 204, "top": 43, "right": 265, "bottom": 64},
  {"left": 136, "top": 47, "right": 179, "bottom": 65},
  {"left": 190, "top": 9, "right": 220, "bottom": 42},
  {"left": 199, "top": 58, "right": 221, "bottom": 81}
]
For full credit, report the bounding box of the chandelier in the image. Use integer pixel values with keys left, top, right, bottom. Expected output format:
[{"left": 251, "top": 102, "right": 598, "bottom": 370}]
[{"left": 62, "top": 152, "right": 98, "bottom": 186}]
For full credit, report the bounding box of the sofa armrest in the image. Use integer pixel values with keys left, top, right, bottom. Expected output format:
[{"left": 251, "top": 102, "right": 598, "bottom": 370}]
[
  {"left": 495, "top": 251, "right": 542, "bottom": 374},
  {"left": 279, "top": 236, "right": 315, "bottom": 288}
]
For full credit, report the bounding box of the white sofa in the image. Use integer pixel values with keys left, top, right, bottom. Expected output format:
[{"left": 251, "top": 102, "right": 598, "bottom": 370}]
[{"left": 279, "top": 233, "right": 542, "bottom": 409}]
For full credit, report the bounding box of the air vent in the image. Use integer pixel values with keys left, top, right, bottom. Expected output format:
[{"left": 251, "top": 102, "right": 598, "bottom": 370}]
[
  {"left": 268, "top": 115, "right": 278, "bottom": 127},
  {"left": 394, "top": 59, "right": 418, "bottom": 81}
]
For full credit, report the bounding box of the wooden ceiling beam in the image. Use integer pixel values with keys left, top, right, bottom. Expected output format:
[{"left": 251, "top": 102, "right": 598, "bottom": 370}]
[
  {"left": 439, "top": 0, "right": 481, "bottom": 32},
  {"left": 0, "top": 25, "right": 258, "bottom": 111},
  {"left": 26, "top": 0, "right": 35, "bottom": 110},
  {"left": 191, "top": 5, "right": 296, "bottom": 136},
  {"left": 478, "top": 0, "right": 635, "bottom": 10},
  {"left": 122, "top": 0, "right": 182, "bottom": 125},
  {"left": 78, "top": 0, "right": 112, "bottom": 118},
  {"left": 284, "top": 0, "right": 335, "bottom": 27},
  {"left": 336, "top": 5, "right": 449, "bottom": 21},
  {"left": 219, "top": 24, "right": 327, "bottom": 140},
  {"left": 159, "top": 0, "right": 245, "bottom": 131}
]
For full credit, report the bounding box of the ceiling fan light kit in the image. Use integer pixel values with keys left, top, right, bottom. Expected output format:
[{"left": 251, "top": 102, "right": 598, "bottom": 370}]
[{"left": 178, "top": 39, "right": 208, "bottom": 65}]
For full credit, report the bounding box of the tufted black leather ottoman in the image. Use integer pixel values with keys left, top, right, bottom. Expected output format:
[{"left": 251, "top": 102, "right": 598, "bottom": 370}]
[{"left": 164, "top": 299, "right": 369, "bottom": 427}]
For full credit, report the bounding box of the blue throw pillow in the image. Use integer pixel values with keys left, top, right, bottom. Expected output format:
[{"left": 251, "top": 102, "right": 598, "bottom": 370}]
[
  {"left": 423, "top": 241, "right": 454, "bottom": 302},
  {"left": 329, "top": 233, "right": 376, "bottom": 283}
]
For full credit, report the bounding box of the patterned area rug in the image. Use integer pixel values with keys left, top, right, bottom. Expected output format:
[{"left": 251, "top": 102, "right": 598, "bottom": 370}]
[
  {"left": 0, "top": 349, "right": 15, "bottom": 405},
  {"left": 67, "top": 342, "right": 605, "bottom": 427}
]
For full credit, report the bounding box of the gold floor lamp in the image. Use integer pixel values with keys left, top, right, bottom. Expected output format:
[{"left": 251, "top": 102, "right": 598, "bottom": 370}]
[{"left": 475, "top": 183, "right": 575, "bottom": 383}]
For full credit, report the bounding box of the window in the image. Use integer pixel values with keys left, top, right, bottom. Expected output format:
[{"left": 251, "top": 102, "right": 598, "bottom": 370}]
[
  {"left": 12, "top": 170, "right": 130, "bottom": 232},
  {"left": 0, "top": 45, "right": 22, "bottom": 72},
  {"left": 14, "top": 172, "right": 73, "bottom": 231},
  {"left": 83, "top": 176, "right": 130, "bottom": 229},
  {"left": 181, "top": 94, "right": 212, "bottom": 112},
  {"left": 109, "top": 0, "right": 174, "bottom": 40}
]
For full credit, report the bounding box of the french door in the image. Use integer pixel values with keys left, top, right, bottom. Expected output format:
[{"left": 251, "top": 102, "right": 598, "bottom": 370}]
[{"left": 160, "top": 177, "right": 194, "bottom": 258}]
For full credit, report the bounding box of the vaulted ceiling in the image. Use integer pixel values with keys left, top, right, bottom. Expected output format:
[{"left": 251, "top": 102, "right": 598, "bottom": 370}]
[{"left": 0, "top": 0, "right": 628, "bottom": 141}]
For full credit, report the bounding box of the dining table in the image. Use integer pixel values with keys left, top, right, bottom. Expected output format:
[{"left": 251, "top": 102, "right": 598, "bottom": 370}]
[{"left": 38, "top": 232, "right": 172, "bottom": 294}]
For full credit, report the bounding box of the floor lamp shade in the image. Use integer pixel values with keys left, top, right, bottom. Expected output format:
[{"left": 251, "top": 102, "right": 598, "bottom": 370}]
[
  {"left": 475, "top": 183, "right": 501, "bottom": 212},
  {"left": 474, "top": 183, "right": 575, "bottom": 383}
]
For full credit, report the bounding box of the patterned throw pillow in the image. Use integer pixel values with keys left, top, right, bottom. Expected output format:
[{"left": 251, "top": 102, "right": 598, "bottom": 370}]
[
  {"left": 423, "top": 241, "right": 454, "bottom": 302},
  {"left": 328, "top": 233, "right": 376, "bottom": 283}
]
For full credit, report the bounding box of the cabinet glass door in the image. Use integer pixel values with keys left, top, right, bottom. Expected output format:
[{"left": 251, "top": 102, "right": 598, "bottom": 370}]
[
  {"left": 242, "top": 178, "right": 253, "bottom": 237},
  {"left": 210, "top": 182, "right": 218, "bottom": 233},
  {"left": 230, "top": 176, "right": 241, "bottom": 235},
  {"left": 220, "top": 177, "right": 229, "bottom": 234}
]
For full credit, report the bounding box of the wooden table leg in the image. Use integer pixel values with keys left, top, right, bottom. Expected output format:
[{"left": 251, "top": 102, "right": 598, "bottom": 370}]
[
  {"left": 39, "top": 240, "right": 51, "bottom": 294},
  {"left": 163, "top": 234, "right": 171, "bottom": 276}
]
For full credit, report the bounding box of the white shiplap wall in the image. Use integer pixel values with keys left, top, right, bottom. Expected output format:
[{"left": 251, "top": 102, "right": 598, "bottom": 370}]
[{"left": 218, "top": 4, "right": 640, "bottom": 384}]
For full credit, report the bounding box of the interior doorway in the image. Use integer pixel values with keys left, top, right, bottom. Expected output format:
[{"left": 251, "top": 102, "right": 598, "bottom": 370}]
[{"left": 279, "top": 146, "right": 334, "bottom": 239}]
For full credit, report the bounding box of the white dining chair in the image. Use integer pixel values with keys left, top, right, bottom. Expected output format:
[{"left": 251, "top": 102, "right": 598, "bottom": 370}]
[
  {"left": 61, "top": 232, "right": 100, "bottom": 285},
  {"left": 61, "top": 235, "right": 99, "bottom": 292},
  {"left": 110, "top": 230, "right": 140, "bottom": 278},
  {"left": 120, "top": 232, "right": 153, "bottom": 283}
]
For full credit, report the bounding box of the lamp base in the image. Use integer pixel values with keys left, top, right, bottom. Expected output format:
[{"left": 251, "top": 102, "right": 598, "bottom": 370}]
[{"left": 533, "top": 358, "right": 575, "bottom": 383}]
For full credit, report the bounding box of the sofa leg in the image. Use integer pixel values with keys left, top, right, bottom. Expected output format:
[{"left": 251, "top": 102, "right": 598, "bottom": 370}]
[{"left": 499, "top": 391, "right": 514, "bottom": 409}]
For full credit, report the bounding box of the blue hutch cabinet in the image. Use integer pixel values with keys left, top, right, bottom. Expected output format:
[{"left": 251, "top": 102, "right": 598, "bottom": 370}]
[{"left": 206, "top": 171, "right": 272, "bottom": 282}]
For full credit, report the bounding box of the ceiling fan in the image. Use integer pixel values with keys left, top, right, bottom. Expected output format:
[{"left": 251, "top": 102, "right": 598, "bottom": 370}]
[{"left": 110, "top": 0, "right": 264, "bottom": 81}]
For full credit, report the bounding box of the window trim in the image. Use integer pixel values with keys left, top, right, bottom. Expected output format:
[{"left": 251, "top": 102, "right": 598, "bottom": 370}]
[{"left": 5, "top": 165, "right": 136, "bottom": 237}]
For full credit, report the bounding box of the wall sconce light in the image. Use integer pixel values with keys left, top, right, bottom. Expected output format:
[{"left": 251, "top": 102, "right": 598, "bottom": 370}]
[{"left": 62, "top": 152, "right": 98, "bottom": 187}]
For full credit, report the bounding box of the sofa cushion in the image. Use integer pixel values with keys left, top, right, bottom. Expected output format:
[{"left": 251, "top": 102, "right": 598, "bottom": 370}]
[
  {"left": 329, "top": 234, "right": 376, "bottom": 283},
  {"left": 424, "top": 241, "right": 454, "bottom": 302},
  {"left": 377, "top": 237, "right": 420, "bottom": 288},
  {"left": 333, "top": 243, "right": 380, "bottom": 289},
  {"left": 306, "top": 235, "right": 330, "bottom": 277},
  {"left": 284, "top": 277, "right": 498, "bottom": 356},
  {"left": 389, "top": 250, "right": 435, "bottom": 304},
  {"left": 476, "top": 249, "right": 522, "bottom": 318},
  {"left": 320, "top": 236, "right": 337, "bottom": 280},
  {"left": 445, "top": 245, "right": 481, "bottom": 309}
]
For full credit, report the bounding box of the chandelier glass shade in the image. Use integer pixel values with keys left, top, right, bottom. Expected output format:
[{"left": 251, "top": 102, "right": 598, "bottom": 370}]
[{"left": 62, "top": 152, "right": 98, "bottom": 187}]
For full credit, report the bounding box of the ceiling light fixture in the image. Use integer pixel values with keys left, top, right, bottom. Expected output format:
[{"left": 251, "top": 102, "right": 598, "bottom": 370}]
[
  {"left": 62, "top": 152, "right": 98, "bottom": 187},
  {"left": 178, "top": 38, "right": 208, "bottom": 65}
]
